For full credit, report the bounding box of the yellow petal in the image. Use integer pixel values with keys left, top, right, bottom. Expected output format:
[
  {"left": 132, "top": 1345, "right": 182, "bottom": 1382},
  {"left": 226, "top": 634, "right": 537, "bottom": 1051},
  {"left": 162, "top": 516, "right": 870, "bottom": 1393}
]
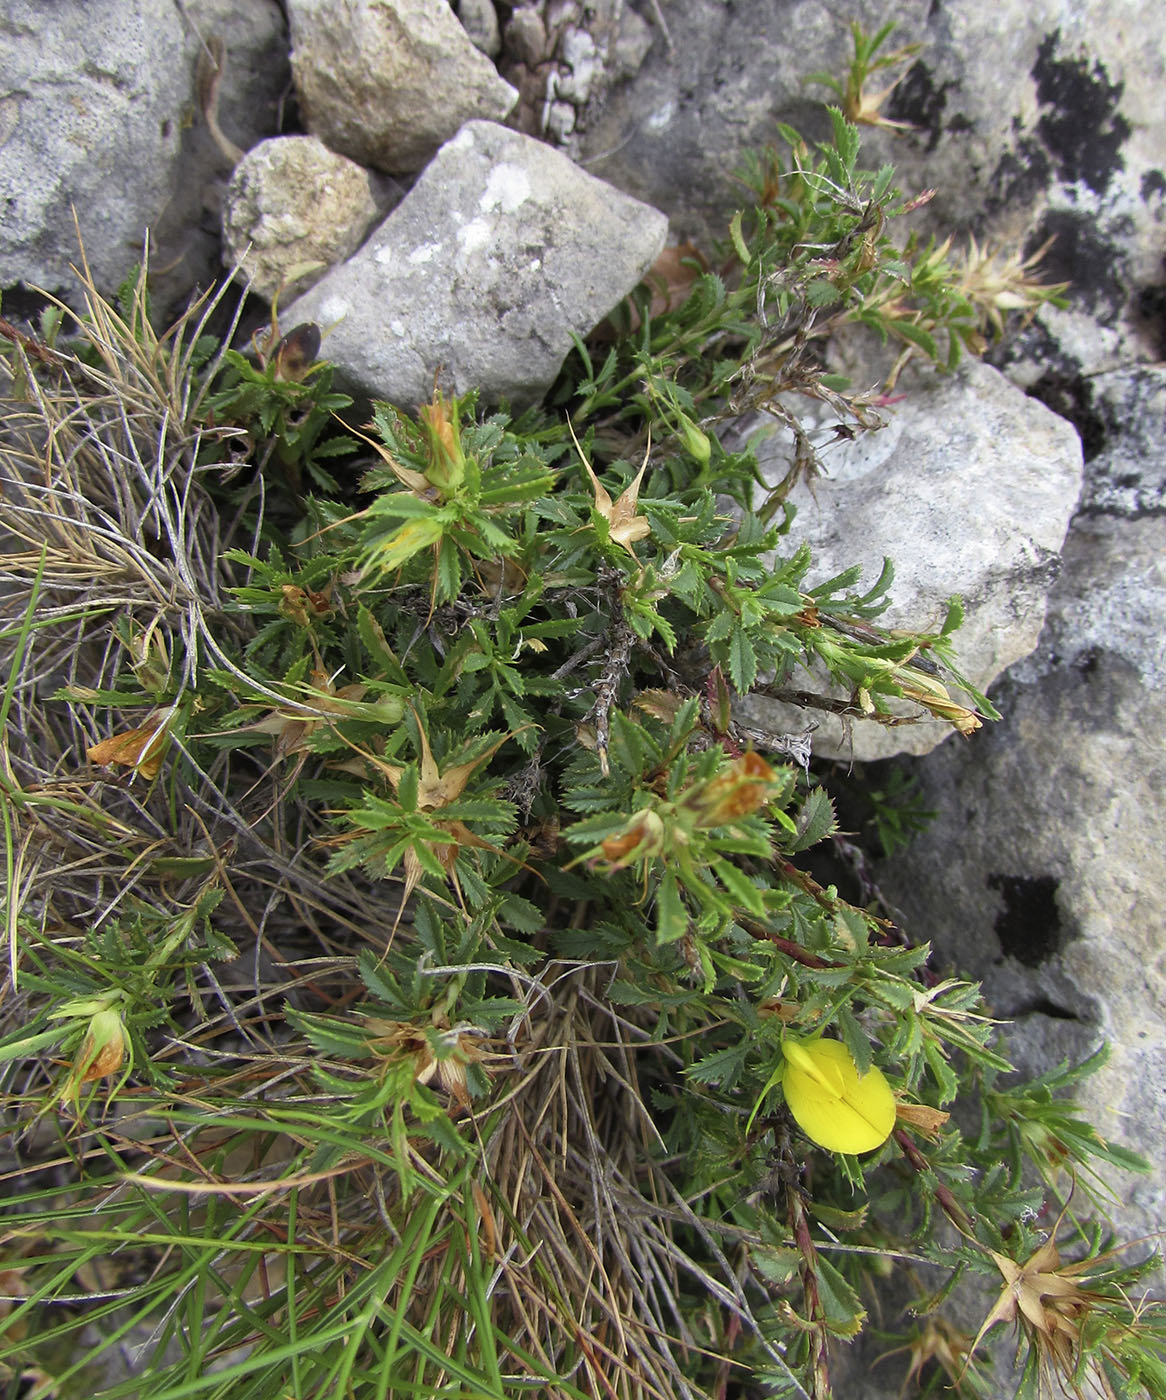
[{"left": 782, "top": 1037, "right": 895, "bottom": 1155}]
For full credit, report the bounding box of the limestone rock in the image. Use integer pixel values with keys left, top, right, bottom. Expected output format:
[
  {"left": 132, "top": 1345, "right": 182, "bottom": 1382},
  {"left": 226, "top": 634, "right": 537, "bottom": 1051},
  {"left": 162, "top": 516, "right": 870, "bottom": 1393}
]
[
  {"left": 873, "top": 371, "right": 1166, "bottom": 1251},
  {"left": 0, "top": 0, "right": 287, "bottom": 308},
  {"left": 222, "top": 137, "right": 390, "bottom": 301},
  {"left": 499, "top": 0, "right": 657, "bottom": 150},
  {"left": 577, "top": 0, "right": 1166, "bottom": 364},
  {"left": 504, "top": 6, "right": 550, "bottom": 66},
  {"left": 736, "top": 359, "right": 1083, "bottom": 759},
  {"left": 0, "top": 0, "right": 186, "bottom": 298},
  {"left": 283, "top": 121, "right": 668, "bottom": 408},
  {"left": 287, "top": 0, "right": 518, "bottom": 174},
  {"left": 456, "top": 0, "right": 502, "bottom": 57}
]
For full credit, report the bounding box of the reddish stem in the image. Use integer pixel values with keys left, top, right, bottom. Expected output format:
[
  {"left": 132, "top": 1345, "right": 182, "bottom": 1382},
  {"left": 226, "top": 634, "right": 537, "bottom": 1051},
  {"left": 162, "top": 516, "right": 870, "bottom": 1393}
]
[{"left": 895, "top": 1128, "right": 974, "bottom": 1233}]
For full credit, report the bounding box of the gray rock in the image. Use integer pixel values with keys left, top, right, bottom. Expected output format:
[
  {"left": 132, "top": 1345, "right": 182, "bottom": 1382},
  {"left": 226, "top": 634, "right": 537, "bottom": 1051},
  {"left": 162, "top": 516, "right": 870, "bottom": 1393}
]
[
  {"left": 867, "top": 364, "right": 1166, "bottom": 1255},
  {"left": 222, "top": 137, "right": 388, "bottom": 301},
  {"left": 287, "top": 0, "right": 518, "bottom": 174},
  {"left": 150, "top": 0, "right": 292, "bottom": 314},
  {"left": 0, "top": 0, "right": 181, "bottom": 298},
  {"left": 557, "top": 27, "right": 600, "bottom": 104},
  {"left": 577, "top": 0, "right": 1165, "bottom": 361},
  {"left": 544, "top": 101, "right": 577, "bottom": 143},
  {"left": 283, "top": 121, "right": 668, "bottom": 408},
  {"left": 609, "top": 4, "right": 655, "bottom": 79},
  {"left": 737, "top": 359, "right": 1083, "bottom": 759},
  {"left": 819, "top": 382, "right": 1166, "bottom": 1384},
  {"left": 501, "top": 0, "right": 658, "bottom": 149},
  {"left": 456, "top": 0, "right": 502, "bottom": 57},
  {"left": 504, "top": 6, "right": 550, "bottom": 66},
  {"left": 184, "top": 0, "right": 290, "bottom": 166},
  {"left": 875, "top": 500, "right": 1166, "bottom": 1254},
  {"left": 0, "top": 0, "right": 287, "bottom": 308}
]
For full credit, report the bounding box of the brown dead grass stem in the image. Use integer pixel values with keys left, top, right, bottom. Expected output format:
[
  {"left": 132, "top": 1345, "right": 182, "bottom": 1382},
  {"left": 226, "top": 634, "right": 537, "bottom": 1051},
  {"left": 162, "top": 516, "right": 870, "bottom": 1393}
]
[
  {"left": 0, "top": 258, "right": 805, "bottom": 1400},
  {"left": 0, "top": 259, "right": 406, "bottom": 992}
]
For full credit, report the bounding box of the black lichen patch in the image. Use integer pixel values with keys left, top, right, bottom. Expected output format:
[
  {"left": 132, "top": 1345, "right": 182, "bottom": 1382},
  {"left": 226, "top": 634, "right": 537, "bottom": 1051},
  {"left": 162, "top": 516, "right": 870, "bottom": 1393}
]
[
  {"left": 1073, "top": 646, "right": 1102, "bottom": 678},
  {"left": 1025, "top": 368, "right": 1110, "bottom": 461},
  {"left": 1025, "top": 208, "right": 1128, "bottom": 320},
  {"left": 1013, "top": 996, "right": 1080, "bottom": 1021},
  {"left": 987, "top": 139, "right": 1052, "bottom": 217},
  {"left": 886, "top": 61, "right": 950, "bottom": 153},
  {"left": 988, "top": 873, "right": 1064, "bottom": 966},
  {"left": 1133, "top": 278, "right": 1166, "bottom": 360},
  {"left": 1141, "top": 169, "right": 1166, "bottom": 202},
  {"left": 1032, "top": 32, "right": 1130, "bottom": 194}
]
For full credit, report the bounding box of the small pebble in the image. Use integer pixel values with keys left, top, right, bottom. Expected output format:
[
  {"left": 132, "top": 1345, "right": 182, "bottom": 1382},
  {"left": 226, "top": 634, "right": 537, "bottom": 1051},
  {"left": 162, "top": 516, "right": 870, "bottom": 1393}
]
[
  {"left": 455, "top": 0, "right": 501, "bottom": 57},
  {"left": 505, "top": 6, "right": 548, "bottom": 65}
]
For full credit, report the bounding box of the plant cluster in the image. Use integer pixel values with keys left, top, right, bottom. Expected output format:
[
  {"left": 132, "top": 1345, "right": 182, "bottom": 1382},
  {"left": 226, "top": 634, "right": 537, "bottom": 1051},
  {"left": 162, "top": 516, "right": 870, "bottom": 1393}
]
[{"left": 0, "top": 31, "right": 1159, "bottom": 1400}]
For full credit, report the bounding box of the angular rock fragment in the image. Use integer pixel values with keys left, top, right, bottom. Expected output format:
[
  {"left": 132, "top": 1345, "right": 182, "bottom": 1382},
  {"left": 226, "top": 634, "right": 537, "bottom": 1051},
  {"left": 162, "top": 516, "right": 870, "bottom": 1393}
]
[
  {"left": 0, "top": 0, "right": 287, "bottom": 305},
  {"left": 455, "top": 0, "right": 502, "bottom": 56},
  {"left": 287, "top": 0, "right": 518, "bottom": 174},
  {"left": 284, "top": 121, "right": 668, "bottom": 408},
  {"left": 223, "top": 137, "right": 390, "bottom": 301},
  {"left": 737, "top": 359, "right": 1083, "bottom": 759}
]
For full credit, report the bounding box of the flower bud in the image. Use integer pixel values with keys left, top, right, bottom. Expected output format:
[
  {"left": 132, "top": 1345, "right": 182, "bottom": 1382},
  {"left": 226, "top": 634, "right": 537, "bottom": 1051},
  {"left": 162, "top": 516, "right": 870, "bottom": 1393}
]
[
  {"left": 687, "top": 752, "right": 777, "bottom": 828},
  {"left": 74, "top": 1006, "right": 128, "bottom": 1084},
  {"left": 419, "top": 394, "right": 467, "bottom": 495},
  {"left": 677, "top": 412, "right": 712, "bottom": 468},
  {"left": 600, "top": 810, "right": 667, "bottom": 867}
]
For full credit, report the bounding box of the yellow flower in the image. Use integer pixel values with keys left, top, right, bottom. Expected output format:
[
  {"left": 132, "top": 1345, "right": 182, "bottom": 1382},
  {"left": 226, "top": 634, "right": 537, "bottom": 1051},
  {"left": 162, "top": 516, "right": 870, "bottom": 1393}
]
[{"left": 781, "top": 1036, "right": 895, "bottom": 1155}]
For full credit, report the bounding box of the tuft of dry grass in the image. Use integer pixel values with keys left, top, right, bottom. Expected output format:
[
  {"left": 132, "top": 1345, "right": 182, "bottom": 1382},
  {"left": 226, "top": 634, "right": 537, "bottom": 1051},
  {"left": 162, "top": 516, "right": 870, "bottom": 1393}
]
[{"left": 0, "top": 254, "right": 782, "bottom": 1400}]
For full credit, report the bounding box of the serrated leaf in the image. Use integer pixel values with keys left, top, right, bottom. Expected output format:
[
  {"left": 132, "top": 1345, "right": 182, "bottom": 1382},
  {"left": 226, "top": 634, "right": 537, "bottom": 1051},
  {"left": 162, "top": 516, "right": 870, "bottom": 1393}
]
[
  {"left": 435, "top": 537, "right": 462, "bottom": 602},
  {"left": 791, "top": 787, "right": 836, "bottom": 853},
  {"left": 753, "top": 1245, "right": 801, "bottom": 1286},
  {"left": 686, "top": 1041, "right": 750, "bottom": 1090},
  {"left": 940, "top": 594, "right": 965, "bottom": 636},
  {"left": 655, "top": 870, "right": 688, "bottom": 944},
  {"left": 815, "top": 1255, "right": 867, "bottom": 1337},
  {"left": 714, "top": 859, "right": 767, "bottom": 916},
  {"left": 727, "top": 625, "right": 758, "bottom": 693},
  {"left": 496, "top": 892, "right": 544, "bottom": 933},
  {"left": 922, "top": 1036, "right": 960, "bottom": 1105},
  {"left": 835, "top": 1003, "right": 872, "bottom": 1075}
]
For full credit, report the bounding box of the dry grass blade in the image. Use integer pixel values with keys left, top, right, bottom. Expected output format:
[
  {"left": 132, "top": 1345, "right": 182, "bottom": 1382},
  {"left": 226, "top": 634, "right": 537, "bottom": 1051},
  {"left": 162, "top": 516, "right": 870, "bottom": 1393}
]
[
  {"left": 458, "top": 962, "right": 805, "bottom": 1399},
  {"left": 0, "top": 254, "right": 404, "bottom": 1003}
]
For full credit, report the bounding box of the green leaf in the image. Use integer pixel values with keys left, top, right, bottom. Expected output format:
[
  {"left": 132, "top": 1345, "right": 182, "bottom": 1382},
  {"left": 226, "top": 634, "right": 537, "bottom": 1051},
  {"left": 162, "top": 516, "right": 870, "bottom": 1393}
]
[
  {"left": 686, "top": 1041, "right": 751, "bottom": 1090},
  {"left": 887, "top": 318, "right": 939, "bottom": 361},
  {"left": 435, "top": 537, "right": 462, "bottom": 602},
  {"left": 727, "top": 624, "right": 758, "bottom": 693},
  {"left": 713, "top": 859, "right": 766, "bottom": 917},
  {"left": 655, "top": 870, "right": 688, "bottom": 944},
  {"left": 815, "top": 1255, "right": 866, "bottom": 1337},
  {"left": 791, "top": 788, "right": 836, "bottom": 853},
  {"left": 922, "top": 1036, "right": 960, "bottom": 1105}
]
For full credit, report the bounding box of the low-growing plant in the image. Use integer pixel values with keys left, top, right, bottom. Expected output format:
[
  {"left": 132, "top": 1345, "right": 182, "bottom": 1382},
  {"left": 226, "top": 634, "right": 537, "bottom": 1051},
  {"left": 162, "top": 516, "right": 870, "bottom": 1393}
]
[{"left": 0, "top": 28, "right": 1158, "bottom": 1400}]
